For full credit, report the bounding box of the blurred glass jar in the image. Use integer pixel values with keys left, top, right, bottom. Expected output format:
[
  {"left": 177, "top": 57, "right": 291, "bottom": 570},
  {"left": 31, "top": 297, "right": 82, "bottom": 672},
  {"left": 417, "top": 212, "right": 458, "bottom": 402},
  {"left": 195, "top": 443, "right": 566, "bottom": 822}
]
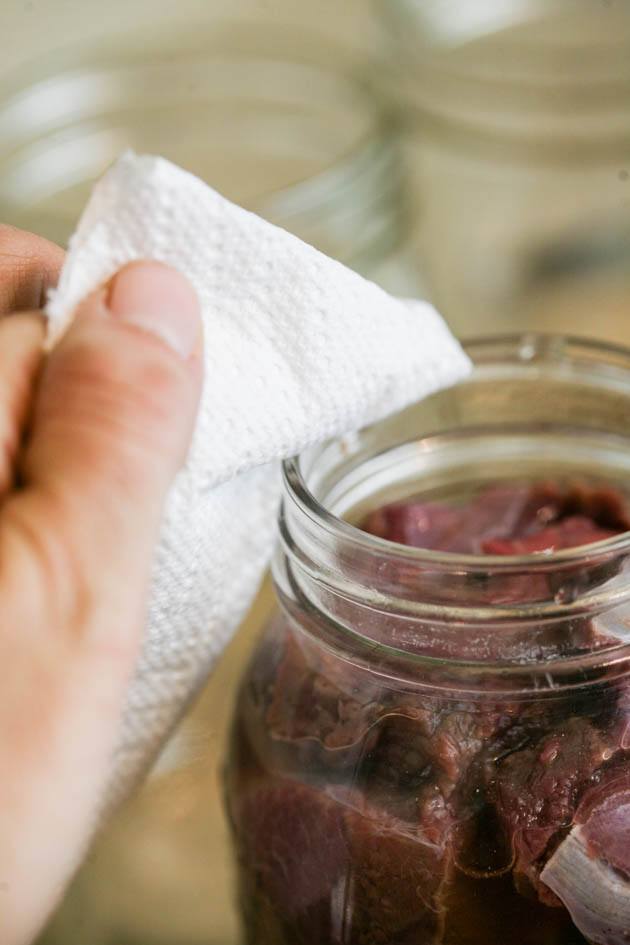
[
  {"left": 377, "top": 0, "right": 630, "bottom": 341},
  {"left": 0, "top": 21, "right": 419, "bottom": 296},
  {"left": 227, "top": 334, "right": 630, "bottom": 944}
]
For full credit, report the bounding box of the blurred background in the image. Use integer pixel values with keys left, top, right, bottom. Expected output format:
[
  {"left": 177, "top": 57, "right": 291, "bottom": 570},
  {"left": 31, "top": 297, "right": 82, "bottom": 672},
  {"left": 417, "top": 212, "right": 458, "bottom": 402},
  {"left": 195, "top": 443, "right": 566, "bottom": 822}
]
[{"left": 0, "top": 1, "right": 628, "bottom": 942}]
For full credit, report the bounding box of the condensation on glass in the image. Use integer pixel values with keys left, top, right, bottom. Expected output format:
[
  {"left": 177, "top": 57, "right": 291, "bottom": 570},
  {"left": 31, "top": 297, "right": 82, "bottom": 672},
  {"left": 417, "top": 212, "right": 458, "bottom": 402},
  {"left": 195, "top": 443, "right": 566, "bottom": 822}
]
[
  {"left": 227, "top": 335, "right": 630, "bottom": 945},
  {"left": 0, "top": 21, "right": 419, "bottom": 296},
  {"left": 377, "top": 0, "right": 630, "bottom": 342}
]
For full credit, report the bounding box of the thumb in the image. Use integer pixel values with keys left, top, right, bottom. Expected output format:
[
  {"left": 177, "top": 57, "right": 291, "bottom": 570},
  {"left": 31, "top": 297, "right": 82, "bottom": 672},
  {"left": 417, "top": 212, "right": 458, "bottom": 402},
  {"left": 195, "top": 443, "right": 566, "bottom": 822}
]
[
  {"left": 0, "top": 261, "right": 203, "bottom": 945},
  {"left": 5, "top": 260, "right": 203, "bottom": 646}
]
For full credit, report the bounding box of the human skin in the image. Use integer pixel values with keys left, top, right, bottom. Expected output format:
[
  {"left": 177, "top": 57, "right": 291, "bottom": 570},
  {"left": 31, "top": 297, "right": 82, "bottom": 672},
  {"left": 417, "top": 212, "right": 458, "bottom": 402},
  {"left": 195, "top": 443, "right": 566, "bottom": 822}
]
[{"left": 0, "top": 225, "right": 203, "bottom": 944}]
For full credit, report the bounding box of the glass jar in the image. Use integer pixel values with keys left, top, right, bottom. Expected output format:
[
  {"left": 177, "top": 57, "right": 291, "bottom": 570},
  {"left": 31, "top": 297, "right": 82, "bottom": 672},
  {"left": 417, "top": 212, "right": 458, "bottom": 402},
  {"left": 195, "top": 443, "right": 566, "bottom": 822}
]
[
  {"left": 0, "top": 20, "right": 419, "bottom": 296},
  {"left": 226, "top": 335, "right": 630, "bottom": 945},
  {"left": 376, "top": 0, "right": 630, "bottom": 341}
]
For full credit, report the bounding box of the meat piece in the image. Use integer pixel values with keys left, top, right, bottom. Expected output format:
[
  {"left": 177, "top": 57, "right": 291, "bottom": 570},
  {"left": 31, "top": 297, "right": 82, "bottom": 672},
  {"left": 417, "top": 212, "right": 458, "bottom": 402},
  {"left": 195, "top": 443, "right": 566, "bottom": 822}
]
[
  {"left": 360, "top": 703, "right": 513, "bottom": 822},
  {"left": 343, "top": 792, "right": 446, "bottom": 943},
  {"left": 482, "top": 516, "right": 618, "bottom": 555},
  {"left": 361, "top": 480, "right": 630, "bottom": 556},
  {"left": 541, "top": 760, "right": 630, "bottom": 945},
  {"left": 231, "top": 779, "right": 347, "bottom": 943},
  {"left": 561, "top": 482, "right": 630, "bottom": 532},
  {"left": 232, "top": 777, "right": 449, "bottom": 944},
  {"left": 362, "top": 501, "right": 462, "bottom": 549},
  {"left": 541, "top": 828, "right": 630, "bottom": 945},
  {"left": 263, "top": 634, "right": 383, "bottom": 776},
  {"left": 580, "top": 777, "right": 630, "bottom": 876},
  {"left": 493, "top": 718, "right": 611, "bottom": 904},
  {"left": 363, "top": 485, "right": 539, "bottom": 554}
]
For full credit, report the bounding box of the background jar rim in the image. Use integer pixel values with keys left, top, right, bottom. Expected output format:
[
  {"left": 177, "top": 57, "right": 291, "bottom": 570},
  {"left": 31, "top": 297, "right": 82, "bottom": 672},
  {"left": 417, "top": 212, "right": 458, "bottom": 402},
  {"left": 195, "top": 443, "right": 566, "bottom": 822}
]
[{"left": 0, "top": 19, "right": 406, "bottom": 266}]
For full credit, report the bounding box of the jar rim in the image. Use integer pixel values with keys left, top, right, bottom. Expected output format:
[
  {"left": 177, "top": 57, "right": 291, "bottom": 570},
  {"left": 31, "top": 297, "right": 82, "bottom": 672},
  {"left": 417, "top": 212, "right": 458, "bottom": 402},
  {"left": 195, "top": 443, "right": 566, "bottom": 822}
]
[
  {"left": 273, "top": 334, "right": 630, "bottom": 680},
  {"left": 276, "top": 332, "right": 630, "bottom": 683},
  {"left": 377, "top": 2, "right": 630, "bottom": 154},
  {"left": 0, "top": 20, "right": 405, "bottom": 265},
  {"left": 283, "top": 332, "right": 630, "bottom": 573}
]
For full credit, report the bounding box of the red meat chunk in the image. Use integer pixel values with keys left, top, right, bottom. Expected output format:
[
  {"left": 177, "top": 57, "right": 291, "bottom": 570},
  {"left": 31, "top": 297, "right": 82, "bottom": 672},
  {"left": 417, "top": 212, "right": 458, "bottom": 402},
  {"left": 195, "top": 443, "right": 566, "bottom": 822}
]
[{"left": 362, "top": 481, "right": 630, "bottom": 556}]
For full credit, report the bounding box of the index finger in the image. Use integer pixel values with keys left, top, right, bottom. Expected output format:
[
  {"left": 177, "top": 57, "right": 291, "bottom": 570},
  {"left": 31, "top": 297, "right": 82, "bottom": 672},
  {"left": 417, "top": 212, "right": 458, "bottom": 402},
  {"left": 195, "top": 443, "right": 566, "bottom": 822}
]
[{"left": 0, "top": 224, "right": 65, "bottom": 314}]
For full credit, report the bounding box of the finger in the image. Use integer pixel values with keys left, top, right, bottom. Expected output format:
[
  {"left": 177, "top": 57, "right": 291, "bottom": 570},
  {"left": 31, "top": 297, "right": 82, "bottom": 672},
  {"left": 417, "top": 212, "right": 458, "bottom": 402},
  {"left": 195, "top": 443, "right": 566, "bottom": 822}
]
[
  {"left": 0, "top": 312, "right": 45, "bottom": 494},
  {"left": 2, "top": 260, "right": 203, "bottom": 650},
  {"left": 0, "top": 262, "right": 203, "bottom": 944},
  {"left": 0, "top": 224, "right": 65, "bottom": 314}
]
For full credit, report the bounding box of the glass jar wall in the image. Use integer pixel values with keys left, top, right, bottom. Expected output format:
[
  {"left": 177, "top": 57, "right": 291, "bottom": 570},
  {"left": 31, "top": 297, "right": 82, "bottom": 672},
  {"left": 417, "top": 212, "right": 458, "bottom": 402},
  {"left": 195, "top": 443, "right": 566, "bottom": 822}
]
[
  {"left": 377, "top": 0, "right": 630, "bottom": 342},
  {"left": 226, "top": 335, "right": 630, "bottom": 944},
  {"left": 0, "top": 20, "right": 419, "bottom": 296}
]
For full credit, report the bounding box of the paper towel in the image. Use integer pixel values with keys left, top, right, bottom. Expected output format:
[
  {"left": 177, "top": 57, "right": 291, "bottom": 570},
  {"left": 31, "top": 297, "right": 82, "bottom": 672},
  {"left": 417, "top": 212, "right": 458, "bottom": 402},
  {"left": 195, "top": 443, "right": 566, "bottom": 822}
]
[{"left": 47, "top": 152, "right": 470, "bottom": 804}]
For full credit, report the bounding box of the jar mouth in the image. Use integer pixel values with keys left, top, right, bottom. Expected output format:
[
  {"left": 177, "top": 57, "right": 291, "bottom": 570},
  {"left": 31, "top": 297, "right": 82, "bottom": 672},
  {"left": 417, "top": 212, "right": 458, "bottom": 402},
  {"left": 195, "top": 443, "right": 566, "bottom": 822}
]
[
  {"left": 275, "top": 334, "right": 630, "bottom": 682},
  {"left": 0, "top": 21, "right": 404, "bottom": 265},
  {"left": 283, "top": 333, "right": 630, "bottom": 573},
  {"left": 285, "top": 460, "right": 630, "bottom": 572}
]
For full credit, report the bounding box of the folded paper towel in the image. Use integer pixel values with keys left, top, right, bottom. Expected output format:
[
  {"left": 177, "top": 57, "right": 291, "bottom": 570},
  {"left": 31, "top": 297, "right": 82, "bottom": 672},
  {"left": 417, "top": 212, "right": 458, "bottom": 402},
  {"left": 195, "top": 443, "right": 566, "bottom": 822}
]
[{"left": 47, "top": 152, "right": 471, "bottom": 806}]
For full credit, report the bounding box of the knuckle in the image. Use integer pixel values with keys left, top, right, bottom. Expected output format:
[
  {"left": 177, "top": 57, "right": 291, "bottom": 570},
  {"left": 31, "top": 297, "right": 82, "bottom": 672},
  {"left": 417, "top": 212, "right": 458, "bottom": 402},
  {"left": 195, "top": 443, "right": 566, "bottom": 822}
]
[
  {"left": 0, "top": 494, "right": 96, "bottom": 634},
  {"left": 55, "top": 335, "right": 185, "bottom": 432},
  {"left": 0, "top": 225, "right": 63, "bottom": 311},
  {"left": 37, "top": 334, "right": 192, "bottom": 492}
]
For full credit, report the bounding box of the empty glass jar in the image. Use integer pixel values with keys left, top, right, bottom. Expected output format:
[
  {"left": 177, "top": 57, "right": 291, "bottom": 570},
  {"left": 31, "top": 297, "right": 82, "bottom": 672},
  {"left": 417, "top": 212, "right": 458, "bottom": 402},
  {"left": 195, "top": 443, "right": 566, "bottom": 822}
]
[
  {"left": 0, "top": 20, "right": 419, "bottom": 296},
  {"left": 377, "top": 0, "right": 630, "bottom": 341}
]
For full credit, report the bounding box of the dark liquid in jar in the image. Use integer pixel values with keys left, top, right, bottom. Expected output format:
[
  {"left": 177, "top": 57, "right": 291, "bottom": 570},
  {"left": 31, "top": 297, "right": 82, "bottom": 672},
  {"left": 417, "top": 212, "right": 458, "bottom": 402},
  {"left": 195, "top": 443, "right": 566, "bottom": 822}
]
[{"left": 227, "top": 482, "right": 630, "bottom": 944}]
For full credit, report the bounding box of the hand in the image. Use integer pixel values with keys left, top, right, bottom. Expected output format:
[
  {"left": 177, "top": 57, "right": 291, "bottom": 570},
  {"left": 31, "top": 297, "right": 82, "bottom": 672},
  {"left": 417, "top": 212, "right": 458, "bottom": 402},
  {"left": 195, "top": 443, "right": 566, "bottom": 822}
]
[{"left": 0, "top": 226, "right": 203, "bottom": 944}]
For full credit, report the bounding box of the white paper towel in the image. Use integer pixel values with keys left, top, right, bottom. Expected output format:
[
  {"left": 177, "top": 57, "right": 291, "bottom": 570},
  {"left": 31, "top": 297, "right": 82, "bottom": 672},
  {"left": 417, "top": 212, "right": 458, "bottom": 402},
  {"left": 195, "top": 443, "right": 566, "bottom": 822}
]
[{"left": 47, "top": 152, "right": 471, "bottom": 804}]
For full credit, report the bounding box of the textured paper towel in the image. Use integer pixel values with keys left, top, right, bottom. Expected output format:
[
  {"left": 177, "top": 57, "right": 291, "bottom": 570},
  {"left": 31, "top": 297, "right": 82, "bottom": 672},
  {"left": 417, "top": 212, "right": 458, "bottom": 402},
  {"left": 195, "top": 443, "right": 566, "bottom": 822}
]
[{"left": 47, "top": 152, "right": 471, "bottom": 804}]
